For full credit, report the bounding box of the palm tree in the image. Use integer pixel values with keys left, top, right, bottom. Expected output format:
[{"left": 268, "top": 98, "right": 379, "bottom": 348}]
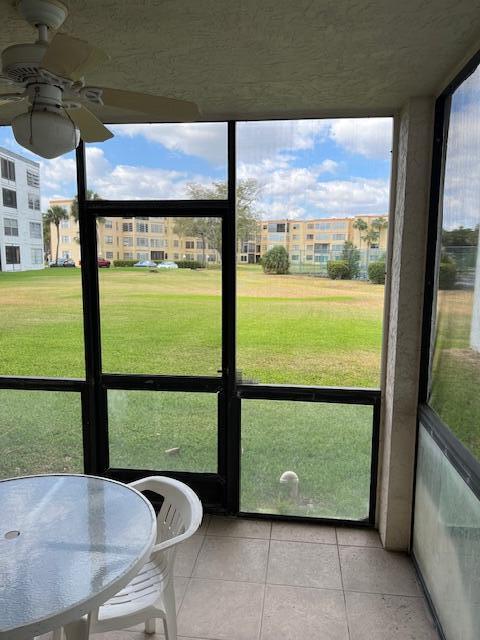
[
  {"left": 44, "top": 206, "right": 68, "bottom": 263},
  {"left": 361, "top": 228, "right": 381, "bottom": 267},
  {"left": 353, "top": 218, "right": 368, "bottom": 270},
  {"left": 70, "top": 190, "right": 105, "bottom": 247}
]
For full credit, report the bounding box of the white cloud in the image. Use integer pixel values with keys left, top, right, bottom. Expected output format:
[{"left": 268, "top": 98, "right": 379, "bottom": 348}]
[
  {"left": 329, "top": 118, "right": 393, "bottom": 159},
  {"left": 111, "top": 122, "right": 228, "bottom": 166}
]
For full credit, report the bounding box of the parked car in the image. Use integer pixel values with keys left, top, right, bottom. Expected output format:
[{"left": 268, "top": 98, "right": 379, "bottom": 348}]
[
  {"left": 97, "top": 258, "right": 111, "bottom": 268},
  {"left": 134, "top": 260, "right": 158, "bottom": 268},
  {"left": 49, "top": 258, "right": 76, "bottom": 268},
  {"left": 157, "top": 261, "right": 179, "bottom": 270}
]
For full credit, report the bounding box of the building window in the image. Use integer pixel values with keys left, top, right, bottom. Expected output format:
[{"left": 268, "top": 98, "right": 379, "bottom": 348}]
[
  {"left": 61, "top": 235, "right": 70, "bottom": 243},
  {"left": 268, "top": 223, "right": 287, "bottom": 233},
  {"left": 104, "top": 220, "right": 113, "bottom": 229},
  {"left": 306, "top": 234, "right": 314, "bottom": 240},
  {"left": 5, "top": 245, "right": 20, "bottom": 264},
  {"left": 136, "top": 252, "right": 149, "bottom": 260},
  {"left": 29, "top": 222, "right": 42, "bottom": 239},
  {"left": 150, "top": 238, "right": 165, "bottom": 248},
  {"left": 136, "top": 222, "right": 149, "bottom": 233},
  {"left": 173, "top": 240, "right": 179, "bottom": 248},
  {"left": 28, "top": 194, "right": 40, "bottom": 210},
  {"left": 316, "top": 222, "right": 332, "bottom": 230},
  {"left": 306, "top": 255, "right": 313, "bottom": 261},
  {"left": 196, "top": 241, "right": 205, "bottom": 249},
  {"left": 122, "top": 222, "right": 133, "bottom": 232},
  {"left": 123, "top": 237, "right": 133, "bottom": 246},
  {"left": 315, "top": 233, "right": 329, "bottom": 240},
  {"left": 290, "top": 255, "right": 299, "bottom": 261},
  {"left": 185, "top": 253, "right": 194, "bottom": 260},
  {"left": 1, "top": 158, "right": 15, "bottom": 181},
  {"left": 26, "top": 169, "right": 39, "bottom": 187},
  {"left": 104, "top": 235, "right": 113, "bottom": 244},
  {"left": 185, "top": 241, "right": 194, "bottom": 249},
  {"left": 333, "top": 222, "right": 347, "bottom": 229},
  {"left": 332, "top": 234, "right": 346, "bottom": 241},
  {"left": 136, "top": 237, "right": 148, "bottom": 247},
  {"left": 292, "top": 245, "right": 300, "bottom": 251},
  {"left": 4, "top": 217, "right": 18, "bottom": 236},
  {"left": 240, "top": 255, "right": 248, "bottom": 262},
  {"left": 123, "top": 252, "right": 133, "bottom": 259},
  {"left": 2, "top": 188, "right": 17, "bottom": 208},
  {"left": 307, "top": 223, "right": 314, "bottom": 229},
  {"left": 151, "top": 223, "right": 164, "bottom": 234},
  {"left": 151, "top": 251, "right": 164, "bottom": 260},
  {"left": 105, "top": 251, "right": 113, "bottom": 259},
  {"left": 60, "top": 220, "right": 69, "bottom": 228},
  {"left": 31, "top": 247, "right": 43, "bottom": 264},
  {"left": 314, "top": 243, "right": 329, "bottom": 253}
]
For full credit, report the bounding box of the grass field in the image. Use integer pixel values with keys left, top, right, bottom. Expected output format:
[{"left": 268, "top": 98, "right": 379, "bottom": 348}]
[
  {"left": 0, "top": 265, "right": 384, "bottom": 518},
  {"left": 430, "top": 289, "right": 480, "bottom": 459}
]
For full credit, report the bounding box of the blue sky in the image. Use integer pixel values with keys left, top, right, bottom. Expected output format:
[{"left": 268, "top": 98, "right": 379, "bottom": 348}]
[{"left": 1, "top": 118, "right": 393, "bottom": 219}]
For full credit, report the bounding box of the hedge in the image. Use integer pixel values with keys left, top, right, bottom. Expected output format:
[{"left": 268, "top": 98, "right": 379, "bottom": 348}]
[
  {"left": 368, "top": 260, "right": 386, "bottom": 284},
  {"left": 327, "top": 260, "right": 350, "bottom": 280},
  {"left": 112, "top": 259, "right": 203, "bottom": 269},
  {"left": 439, "top": 262, "right": 457, "bottom": 289}
]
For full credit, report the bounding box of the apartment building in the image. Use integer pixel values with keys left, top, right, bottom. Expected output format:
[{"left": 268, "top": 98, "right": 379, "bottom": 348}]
[
  {"left": 0, "top": 147, "right": 43, "bottom": 272},
  {"left": 48, "top": 200, "right": 220, "bottom": 265},
  {"left": 238, "top": 214, "right": 388, "bottom": 267}
]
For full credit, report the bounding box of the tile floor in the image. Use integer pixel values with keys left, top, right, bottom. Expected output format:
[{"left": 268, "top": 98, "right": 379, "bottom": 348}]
[{"left": 41, "top": 516, "right": 440, "bottom": 640}]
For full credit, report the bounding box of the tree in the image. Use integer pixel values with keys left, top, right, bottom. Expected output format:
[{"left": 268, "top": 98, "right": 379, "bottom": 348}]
[
  {"left": 357, "top": 217, "right": 388, "bottom": 267},
  {"left": 42, "top": 215, "right": 51, "bottom": 259},
  {"left": 173, "top": 179, "right": 262, "bottom": 262},
  {"left": 352, "top": 218, "right": 368, "bottom": 254},
  {"left": 340, "top": 241, "right": 360, "bottom": 278},
  {"left": 70, "top": 189, "right": 102, "bottom": 222},
  {"left": 44, "top": 206, "right": 68, "bottom": 263},
  {"left": 261, "top": 245, "right": 289, "bottom": 274}
]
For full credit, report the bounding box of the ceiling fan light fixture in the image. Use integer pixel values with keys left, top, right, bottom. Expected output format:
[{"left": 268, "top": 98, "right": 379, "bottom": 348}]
[{"left": 12, "top": 108, "right": 80, "bottom": 158}]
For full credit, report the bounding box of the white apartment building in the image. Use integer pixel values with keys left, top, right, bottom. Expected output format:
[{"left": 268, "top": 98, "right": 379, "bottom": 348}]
[{"left": 0, "top": 147, "right": 43, "bottom": 272}]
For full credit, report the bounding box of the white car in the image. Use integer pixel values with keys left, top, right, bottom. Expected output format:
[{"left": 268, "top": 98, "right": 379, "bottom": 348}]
[{"left": 157, "top": 261, "right": 179, "bottom": 269}]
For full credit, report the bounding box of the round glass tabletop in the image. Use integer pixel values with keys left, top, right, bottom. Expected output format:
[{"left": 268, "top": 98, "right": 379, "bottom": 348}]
[{"left": 0, "top": 474, "right": 156, "bottom": 638}]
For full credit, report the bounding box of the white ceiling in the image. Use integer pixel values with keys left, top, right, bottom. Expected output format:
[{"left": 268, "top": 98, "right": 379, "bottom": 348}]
[{"left": 1, "top": 0, "right": 480, "bottom": 123}]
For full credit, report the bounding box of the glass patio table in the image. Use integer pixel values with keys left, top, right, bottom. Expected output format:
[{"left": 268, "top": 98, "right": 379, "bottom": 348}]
[{"left": 0, "top": 474, "right": 156, "bottom": 640}]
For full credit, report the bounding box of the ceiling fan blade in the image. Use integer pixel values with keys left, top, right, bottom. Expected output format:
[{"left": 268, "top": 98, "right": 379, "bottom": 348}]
[
  {"left": 66, "top": 106, "right": 113, "bottom": 142},
  {"left": 42, "top": 34, "right": 109, "bottom": 80},
  {"left": 98, "top": 87, "right": 200, "bottom": 121},
  {"left": 0, "top": 93, "right": 25, "bottom": 106}
]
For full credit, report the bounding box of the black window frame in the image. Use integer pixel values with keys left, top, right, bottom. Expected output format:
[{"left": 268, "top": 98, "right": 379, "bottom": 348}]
[
  {"left": 1, "top": 157, "right": 15, "bottom": 181},
  {"left": 0, "top": 121, "right": 383, "bottom": 527},
  {"left": 2, "top": 188, "right": 17, "bottom": 208},
  {"left": 5, "top": 245, "right": 20, "bottom": 264},
  {"left": 417, "top": 50, "right": 480, "bottom": 505}
]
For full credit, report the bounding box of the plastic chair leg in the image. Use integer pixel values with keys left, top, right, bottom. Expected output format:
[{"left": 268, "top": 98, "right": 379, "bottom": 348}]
[
  {"left": 145, "top": 618, "right": 157, "bottom": 634},
  {"left": 63, "top": 616, "right": 90, "bottom": 640},
  {"left": 162, "top": 581, "right": 177, "bottom": 640}
]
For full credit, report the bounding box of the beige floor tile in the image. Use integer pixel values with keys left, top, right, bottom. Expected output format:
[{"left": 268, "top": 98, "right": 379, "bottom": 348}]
[
  {"left": 193, "top": 535, "right": 269, "bottom": 582},
  {"left": 339, "top": 546, "right": 422, "bottom": 596},
  {"left": 336, "top": 527, "right": 382, "bottom": 547},
  {"left": 346, "top": 591, "right": 439, "bottom": 639},
  {"left": 267, "top": 540, "right": 342, "bottom": 589},
  {"left": 207, "top": 515, "right": 271, "bottom": 539},
  {"left": 196, "top": 513, "right": 211, "bottom": 536},
  {"left": 178, "top": 578, "right": 264, "bottom": 640},
  {"left": 174, "top": 535, "right": 205, "bottom": 577},
  {"left": 261, "top": 584, "right": 348, "bottom": 640},
  {"left": 271, "top": 521, "right": 337, "bottom": 544}
]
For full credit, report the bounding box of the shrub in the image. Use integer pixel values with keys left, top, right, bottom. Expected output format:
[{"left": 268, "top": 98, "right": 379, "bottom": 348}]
[
  {"left": 327, "top": 260, "right": 350, "bottom": 280},
  {"left": 113, "top": 260, "right": 137, "bottom": 267},
  {"left": 439, "top": 262, "right": 457, "bottom": 289},
  {"left": 261, "top": 246, "right": 290, "bottom": 274},
  {"left": 340, "top": 241, "right": 360, "bottom": 278},
  {"left": 368, "top": 260, "right": 386, "bottom": 284},
  {"left": 174, "top": 260, "right": 202, "bottom": 269}
]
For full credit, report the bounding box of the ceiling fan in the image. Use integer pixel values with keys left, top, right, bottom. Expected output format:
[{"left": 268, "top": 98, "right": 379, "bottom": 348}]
[{"left": 0, "top": 0, "right": 200, "bottom": 159}]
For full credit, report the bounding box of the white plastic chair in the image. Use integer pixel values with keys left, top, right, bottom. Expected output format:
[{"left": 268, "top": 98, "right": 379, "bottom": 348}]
[{"left": 53, "top": 476, "right": 202, "bottom": 640}]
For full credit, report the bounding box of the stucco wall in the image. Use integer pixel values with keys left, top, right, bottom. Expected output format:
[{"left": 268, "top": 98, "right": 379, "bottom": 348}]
[{"left": 378, "top": 97, "right": 434, "bottom": 550}]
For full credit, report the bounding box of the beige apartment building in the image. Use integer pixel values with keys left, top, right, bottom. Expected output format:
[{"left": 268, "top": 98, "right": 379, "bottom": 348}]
[
  {"left": 48, "top": 199, "right": 387, "bottom": 269},
  {"left": 48, "top": 199, "right": 220, "bottom": 265},
  {"left": 238, "top": 214, "right": 388, "bottom": 267}
]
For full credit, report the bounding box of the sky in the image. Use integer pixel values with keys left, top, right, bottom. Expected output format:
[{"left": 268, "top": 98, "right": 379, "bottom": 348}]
[{"left": 0, "top": 117, "right": 393, "bottom": 220}]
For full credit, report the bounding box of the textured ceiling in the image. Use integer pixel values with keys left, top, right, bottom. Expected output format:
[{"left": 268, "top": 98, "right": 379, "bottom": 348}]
[{"left": 1, "top": 0, "right": 480, "bottom": 123}]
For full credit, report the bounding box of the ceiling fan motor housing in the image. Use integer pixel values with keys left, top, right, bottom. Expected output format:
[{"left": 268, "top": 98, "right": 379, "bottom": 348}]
[
  {"left": 1, "top": 42, "right": 47, "bottom": 84},
  {"left": 17, "top": 0, "right": 68, "bottom": 30}
]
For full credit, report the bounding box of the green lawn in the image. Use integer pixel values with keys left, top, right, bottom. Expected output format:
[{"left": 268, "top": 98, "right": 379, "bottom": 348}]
[{"left": 0, "top": 266, "right": 384, "bottom": 518}]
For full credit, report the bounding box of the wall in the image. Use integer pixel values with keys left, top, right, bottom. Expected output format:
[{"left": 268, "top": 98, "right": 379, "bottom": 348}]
[{"left": 378, "top": 97, "right": 434, "bottom": 550}]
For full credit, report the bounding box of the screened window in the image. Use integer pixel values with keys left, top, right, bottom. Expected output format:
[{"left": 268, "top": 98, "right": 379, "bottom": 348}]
[
  {"left": 4, "top": 217, "right": 18, "bottom": 236},
  {"left": 29, "top": 222, "right": 42, "bottom": 238},
  {"left": 429, "top": 63, "right": 480, "bottom": 462},
  {"left": 136, "top": 222, "right": 148, "bottom": 232},
  {"left": 1, "top": 158, "right": 15, "bottom": 181},
  {"left": 105, "top": 235, "right": 113, "bottom": 244},
  {"left": 5, "top": 245, "right": 20, "bottom": 264},
  {"left": 2, "top": 188, "right": 17, "bottom": 208},
  {"left": 31, "top": 247, "right": 43, "bottom": 264},
  {"left": 122, "top": 222, "right": 133, "bottom": 232},
  {"left": 104, "top": 220, "right": 113, "bottom": 229},
  {"left": 26, "top": 169, "right": 39, "bottom": 187}
]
